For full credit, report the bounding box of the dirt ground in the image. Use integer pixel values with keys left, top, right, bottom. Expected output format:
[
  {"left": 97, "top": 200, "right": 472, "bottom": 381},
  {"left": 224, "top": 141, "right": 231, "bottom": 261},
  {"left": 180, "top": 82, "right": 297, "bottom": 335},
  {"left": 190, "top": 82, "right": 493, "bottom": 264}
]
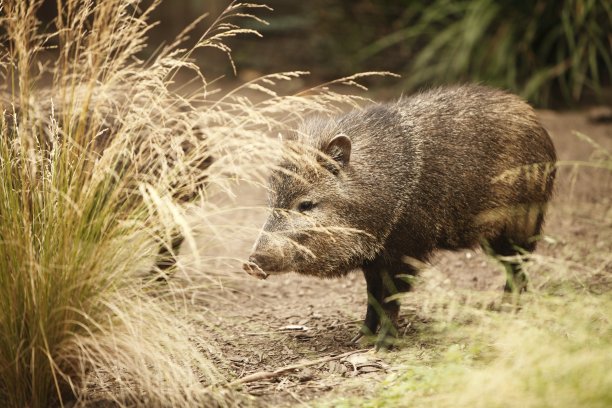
[{"left": 193, "top": 106, "right": 612, "bottom": 407}]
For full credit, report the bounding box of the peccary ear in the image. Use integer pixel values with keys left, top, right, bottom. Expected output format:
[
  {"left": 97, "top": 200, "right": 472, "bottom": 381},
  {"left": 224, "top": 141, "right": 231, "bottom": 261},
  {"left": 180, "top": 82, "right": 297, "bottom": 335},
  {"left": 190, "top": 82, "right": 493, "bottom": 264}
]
[{"left": 323, "top": 134, "right": 351, "bottom": 171}]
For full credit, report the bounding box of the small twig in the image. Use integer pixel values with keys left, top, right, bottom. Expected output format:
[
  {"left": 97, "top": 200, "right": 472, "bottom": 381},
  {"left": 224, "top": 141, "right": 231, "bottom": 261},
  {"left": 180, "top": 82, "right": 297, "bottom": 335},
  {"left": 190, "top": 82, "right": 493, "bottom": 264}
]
[
  {"left": 327, "top": 319, "right": 362, "bottom": 329},
  {"left": 227, "top": 349, "right": 368, "bottom": 386}
]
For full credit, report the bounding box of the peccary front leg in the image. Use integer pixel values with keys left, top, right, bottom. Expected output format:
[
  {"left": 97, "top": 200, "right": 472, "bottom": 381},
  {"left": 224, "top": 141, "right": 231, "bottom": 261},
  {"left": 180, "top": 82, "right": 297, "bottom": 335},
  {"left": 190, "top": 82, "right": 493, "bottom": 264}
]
[
  {"left": 364, "top": 269, "right": 385, "bottom": 333},
  {"left": 351, "top": 268, "right": 383, "bottom": 343},
  {"left": 353, "top": 258, "right": 414, "bottom": 349},
  {"left": 376, "top": 261, "right": 414, "bottom": 349},
  {"left": 483, "top": 234, "right": 537, "bottom": 295},
  {"left": 351, "top": 269, "right": 382, "bottom": 344}
]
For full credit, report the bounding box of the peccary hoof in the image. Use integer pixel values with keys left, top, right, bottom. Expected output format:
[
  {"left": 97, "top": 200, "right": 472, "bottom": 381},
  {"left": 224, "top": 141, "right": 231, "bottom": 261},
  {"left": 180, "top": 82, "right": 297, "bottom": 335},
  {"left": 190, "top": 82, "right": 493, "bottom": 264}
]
[
  {"left": 350, "top": 325, "right": 397, "bottom": 350},
  {"left": 374, "top": 322, "right": 398, "bottom": 351}
]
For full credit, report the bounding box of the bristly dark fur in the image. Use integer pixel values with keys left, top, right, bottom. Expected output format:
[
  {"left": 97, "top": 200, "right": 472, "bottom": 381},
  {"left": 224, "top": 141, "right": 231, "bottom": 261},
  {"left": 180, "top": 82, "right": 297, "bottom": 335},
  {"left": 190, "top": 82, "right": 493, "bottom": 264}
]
[{"left": 246, "top": 84, "right": 557, "bottom": 348}]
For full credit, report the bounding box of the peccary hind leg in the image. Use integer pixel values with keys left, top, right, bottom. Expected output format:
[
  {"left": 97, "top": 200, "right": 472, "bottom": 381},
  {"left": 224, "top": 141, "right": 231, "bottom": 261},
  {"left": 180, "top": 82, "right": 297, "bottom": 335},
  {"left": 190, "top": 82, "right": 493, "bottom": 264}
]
[{"left": 485, "top": 231, "right": 540, "bottom": 294}]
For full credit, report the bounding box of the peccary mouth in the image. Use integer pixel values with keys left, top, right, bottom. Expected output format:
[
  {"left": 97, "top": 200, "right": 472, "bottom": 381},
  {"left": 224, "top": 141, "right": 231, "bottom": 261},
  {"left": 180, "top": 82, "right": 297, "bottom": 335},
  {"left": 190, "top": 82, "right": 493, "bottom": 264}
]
[
  {"left": 242, "top": 261, "right": 269, "bottom": 280},
  {"left": 242, "top": 260, "right": 296, "bottom": 280},
  {"left": 243, "top": 249, "right": 297, "bottom": 279}
]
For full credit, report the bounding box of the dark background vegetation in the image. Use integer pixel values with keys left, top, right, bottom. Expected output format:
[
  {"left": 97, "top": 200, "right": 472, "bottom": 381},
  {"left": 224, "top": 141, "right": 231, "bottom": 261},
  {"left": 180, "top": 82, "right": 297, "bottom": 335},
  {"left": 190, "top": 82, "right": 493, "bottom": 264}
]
[{"left": 36, "top": 0, "right": 611, "bottom": 106}]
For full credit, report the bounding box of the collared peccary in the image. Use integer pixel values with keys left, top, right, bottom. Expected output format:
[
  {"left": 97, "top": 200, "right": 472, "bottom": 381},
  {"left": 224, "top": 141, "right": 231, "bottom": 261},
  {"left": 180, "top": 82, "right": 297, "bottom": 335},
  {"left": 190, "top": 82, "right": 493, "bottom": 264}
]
[{"left": 244, "top": 85, "right": 556, "bottom": 348}]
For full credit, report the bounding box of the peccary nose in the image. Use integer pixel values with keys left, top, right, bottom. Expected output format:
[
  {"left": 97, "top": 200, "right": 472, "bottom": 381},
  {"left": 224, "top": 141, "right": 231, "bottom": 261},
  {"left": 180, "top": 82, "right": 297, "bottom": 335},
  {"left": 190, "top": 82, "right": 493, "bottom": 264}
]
[{"left": 243, "top": 253, "right": 273, "bottom": 280}]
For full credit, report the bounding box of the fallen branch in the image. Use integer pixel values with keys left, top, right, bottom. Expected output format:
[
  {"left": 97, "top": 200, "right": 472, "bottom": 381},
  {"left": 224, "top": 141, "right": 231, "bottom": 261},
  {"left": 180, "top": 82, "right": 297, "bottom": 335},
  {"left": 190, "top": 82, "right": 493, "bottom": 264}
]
[{"left": 227, "top": 349, "right": 369, "bottom": 386}]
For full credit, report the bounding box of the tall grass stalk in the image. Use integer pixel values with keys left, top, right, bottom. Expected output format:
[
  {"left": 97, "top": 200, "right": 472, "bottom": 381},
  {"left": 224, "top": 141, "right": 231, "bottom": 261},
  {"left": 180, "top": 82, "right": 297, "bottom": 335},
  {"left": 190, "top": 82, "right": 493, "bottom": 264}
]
[{"left": 0, "top": 0, "right": 382, "bottom": 406}]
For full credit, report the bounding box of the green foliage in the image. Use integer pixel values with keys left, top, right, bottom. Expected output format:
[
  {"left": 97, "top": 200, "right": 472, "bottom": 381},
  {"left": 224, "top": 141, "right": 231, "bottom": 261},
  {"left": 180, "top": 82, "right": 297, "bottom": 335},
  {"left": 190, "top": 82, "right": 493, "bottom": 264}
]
[
  {"left": 363, "top": 0, "right": 612, "bottom": 105},
  {"left": 253, "top": 0, "right": 610, "bottom": 106}
]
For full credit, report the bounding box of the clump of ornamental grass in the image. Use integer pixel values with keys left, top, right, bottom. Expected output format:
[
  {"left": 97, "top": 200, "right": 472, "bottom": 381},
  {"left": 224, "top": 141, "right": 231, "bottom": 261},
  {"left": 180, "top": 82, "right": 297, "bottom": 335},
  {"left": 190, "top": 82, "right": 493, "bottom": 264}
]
[{"left": 0, "top": 0, "right": 383, "bottom": 406}]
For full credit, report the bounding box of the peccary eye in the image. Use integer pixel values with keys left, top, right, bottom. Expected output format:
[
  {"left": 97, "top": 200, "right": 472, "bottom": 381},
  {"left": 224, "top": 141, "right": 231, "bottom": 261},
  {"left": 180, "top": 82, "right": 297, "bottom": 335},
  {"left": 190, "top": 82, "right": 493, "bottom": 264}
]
[{"left": 297, "top": 200, "right": 316, "bottom": 212}]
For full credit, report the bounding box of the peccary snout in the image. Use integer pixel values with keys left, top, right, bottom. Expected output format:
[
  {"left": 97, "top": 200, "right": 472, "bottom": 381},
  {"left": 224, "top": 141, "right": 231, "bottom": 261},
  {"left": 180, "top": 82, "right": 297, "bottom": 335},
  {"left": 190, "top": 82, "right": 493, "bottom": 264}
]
[
  {"left": 243, "top": 232, "right": 292, "bottom": 279},
  {"left": 246, "top": 250, "right": 281, "bottom": 273},
  {"left": 242, "top": 259, "right": 269, "bottom": 280}
]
